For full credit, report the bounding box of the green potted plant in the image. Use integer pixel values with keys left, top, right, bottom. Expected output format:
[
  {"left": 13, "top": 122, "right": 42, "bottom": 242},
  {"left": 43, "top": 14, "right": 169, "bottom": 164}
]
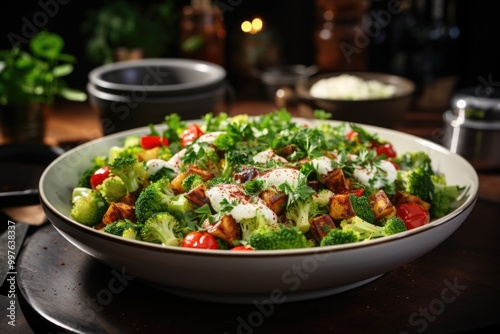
[
  {"left": 0, "top": 31, "right": 87, "bottom": 143},
  {"left": 82, "top": 0, "right": 177, "bottom": 64}
]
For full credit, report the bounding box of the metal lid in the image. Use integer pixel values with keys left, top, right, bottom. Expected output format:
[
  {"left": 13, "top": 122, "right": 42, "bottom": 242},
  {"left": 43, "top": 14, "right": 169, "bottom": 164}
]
[{"left": 451, "top": 87, "right": 500, "bottom": 121}]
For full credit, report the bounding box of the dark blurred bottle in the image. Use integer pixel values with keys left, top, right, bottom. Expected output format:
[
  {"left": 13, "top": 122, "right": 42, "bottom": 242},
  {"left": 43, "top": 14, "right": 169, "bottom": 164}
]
[
  {"left": 314, "top": 0, "right": 369, "bottom": 72},
  {"left": 180, "top": 0, "right": 226, "bottom": 67},
  {"left": 390, "top": 0, "right": 460, "bottom": 93}
]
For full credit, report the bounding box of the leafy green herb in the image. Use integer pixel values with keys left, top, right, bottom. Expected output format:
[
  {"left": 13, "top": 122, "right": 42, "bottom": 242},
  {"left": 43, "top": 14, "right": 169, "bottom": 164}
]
[
  {"left": 243, "top": 179, "right": 266, "bottom": 196},
  {"left": 279, "top": 172, "right": 316, "bottom": 207}
]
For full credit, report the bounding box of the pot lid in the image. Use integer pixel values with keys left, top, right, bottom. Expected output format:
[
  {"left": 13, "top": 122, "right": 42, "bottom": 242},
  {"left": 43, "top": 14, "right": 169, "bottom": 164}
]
[{"left": 451, "top": 87, "right": 500, "bottom": 121}]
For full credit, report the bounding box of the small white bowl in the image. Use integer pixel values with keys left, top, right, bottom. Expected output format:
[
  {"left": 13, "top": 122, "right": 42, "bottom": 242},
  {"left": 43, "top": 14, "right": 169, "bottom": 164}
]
[{"left": 39, "top": 118, "right": 478, "bottom": 304}]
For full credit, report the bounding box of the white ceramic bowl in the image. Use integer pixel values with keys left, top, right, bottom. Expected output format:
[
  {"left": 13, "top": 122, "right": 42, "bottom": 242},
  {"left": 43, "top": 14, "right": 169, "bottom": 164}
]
[{"left": 39, "top": 118, "right": 478, "bottom": 304}]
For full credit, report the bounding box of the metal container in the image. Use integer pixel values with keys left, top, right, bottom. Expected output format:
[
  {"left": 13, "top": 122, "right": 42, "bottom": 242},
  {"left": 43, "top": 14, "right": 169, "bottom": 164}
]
[{"left": 443, "top": 88, "right": 500, "bottom": 171}]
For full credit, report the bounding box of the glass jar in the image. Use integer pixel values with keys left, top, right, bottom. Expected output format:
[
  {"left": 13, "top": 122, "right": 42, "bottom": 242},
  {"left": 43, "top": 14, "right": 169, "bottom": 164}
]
[
  {"left": 314, "top": 0, "right": 369, "bottom": 71},
  {"left": 180, "top": 0, "right": 226, "bottom": 67}
]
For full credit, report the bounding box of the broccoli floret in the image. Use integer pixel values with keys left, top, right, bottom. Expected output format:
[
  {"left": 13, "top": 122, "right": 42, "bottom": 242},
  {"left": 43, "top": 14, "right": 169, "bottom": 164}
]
[
  {"left": 320, "top": 228, "right": 359, "bottom": 246},
  {"left": 340, "top": 216, "right": 383, "bottom": 240},
  {"left": 77, "top": 155, "right": 108, "bottom": 188},
  {"left": 396, "top": 166, "right": 434, "bottom": 202},
  {"left": 349, "top": 194, "right": 375, "bottom": 223},
  {"left": 215, "top": 237, "right": 231, "bottom": 250},
  {"left": 181, "top": 173, "right": 204, "bottom": 192},
  {"left": 108, "top": 145, "right": 145, "bottom": 163},
  {"left": 239, "top": 210, "right": 276, "bottom": 242},
  {"left": 340, "top": 215, "right": 406, "bottom": 240},
  {"left": 103, "top": 219, "right": 141, "bottom": 240},
  {"left": 135, "top": 176, "right": 193, "bottom": 223},
  {"left": 393, "top": 151, "right": 433, "bottom": 172},
  {"left": 285, "top": 196, "right": 325, "bottom": 233},
  {"left": 70, "top": 187, "right": 108, "bottom": 226},
  {"left": 110, "top": 157, "right": 148, "bottom": 193},
  {"left": 221, "top": 150, "right": 252, "bottom": 178},
  {"left": 140, "top": 212, "right": 182, "bottom": 246},
  {"left": 312, "top": 189, "right": 334, "bottom": 207},
  {"left": 158, "top": 146, "right": 173, "bottom": 161},
  {"left": 379, "top": 216, "right": 407, "bottom": 235},
  {"left": 96, "top": 175, "right": 128, "bottom": 203},
  {"left": 429, "top": 174, "right": 464, "bottom": 218},
  {"left": 107, "top": 135, "right": 144, "bottom": 163},
  {"left": 248, "top": 224, "right": 311, "bottom": 250}
]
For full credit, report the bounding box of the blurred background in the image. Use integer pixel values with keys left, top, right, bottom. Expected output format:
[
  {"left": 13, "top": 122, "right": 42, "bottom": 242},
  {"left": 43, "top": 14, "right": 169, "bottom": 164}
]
[{"left": 0, "top": 0, "right": 499, "bottom": 106}]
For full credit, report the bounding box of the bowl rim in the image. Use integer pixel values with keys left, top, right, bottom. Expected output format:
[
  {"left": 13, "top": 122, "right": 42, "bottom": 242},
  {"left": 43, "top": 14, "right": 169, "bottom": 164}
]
[
  {"left": 297, "top": 71, "right": 416, "bottom": 102},
  {"left": 39, "top": 118, "right": 479, "bottom": 258},
  {"left": 88, "top": 58, "right": 226, "bottom": 94}
]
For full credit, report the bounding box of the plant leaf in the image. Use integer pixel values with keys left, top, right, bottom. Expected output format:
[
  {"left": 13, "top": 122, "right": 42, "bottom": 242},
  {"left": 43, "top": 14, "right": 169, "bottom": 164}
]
[
  {"left": 59, "top": 87, "right": 87, "bottom": 101},
  {"left": 30, "top": 32, "right": 64, "bottom": 59},
  {"left": 52, "top": 63, "right": 73, "bottom": 77}
]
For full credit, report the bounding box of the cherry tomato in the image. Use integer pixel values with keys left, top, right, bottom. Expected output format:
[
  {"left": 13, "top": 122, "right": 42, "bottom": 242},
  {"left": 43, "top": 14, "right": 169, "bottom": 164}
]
[
  {"left": 230, "top": 245, "right": 253, "bottom": 251},
  {"left": 90, "top": 166, "right": 110, "bottom": 190},
  {"left": 389, "top": 161, "right": 400, "bottom": 170},
  {"left": 376, "top": 143, "right": 397, "bottom": 158},
  {"left": 346, "top": 130, "right": 359, "bottom": 141},
  {"left": 181, "top": 124, "right": 204, "bottom": 147},
  {"left": 140, "top": 135, "right": 169, "bottom": 149},
  {"left": 397, "top": 203, "right": 430, "bottom": 230},
  {"left": 182, "top": 231, "right": 218, "bottom": 249}
]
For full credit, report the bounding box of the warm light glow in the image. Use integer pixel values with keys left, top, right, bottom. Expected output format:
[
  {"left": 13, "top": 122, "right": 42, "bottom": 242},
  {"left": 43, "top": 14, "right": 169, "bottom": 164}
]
[
  {"left": 241, "top": 17, "right": 264, "bottom": 34},
  {"left": 252, "top": 18, "right": 263, "bottom": 32},
  {"left": 241, "top": 21, "right": 252, "bottom": 33}
]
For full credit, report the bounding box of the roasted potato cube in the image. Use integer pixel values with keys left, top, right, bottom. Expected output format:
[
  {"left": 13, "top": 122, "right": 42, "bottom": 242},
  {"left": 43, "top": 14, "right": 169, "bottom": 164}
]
[
  {"left": 170, "top": 171, "right": 190, "bottom": 194},
  {"left": 329, "top": 194, "right": 356, "bottom": 220},
  {"left": 184, "top": 183, "right": 210, "bottom": 207},
  {"left": 322, "top": 168, "right": 348, "bottom": 193},
  {"left": 137, "top": 147, "right": 160, "bottom": 162},
  {"left": 309, "top": 214, "right": 337, "bottom": 244},
  {"left": 202, "top": 214, "right": 242, "bottom": 245},
  {"left": 186, "top": 165, "right": 214, "bottom": 181},
  {"left": 259, "top": 189, "right": 287, "bottom": 215},
  {"left": 102, "top": 202, "right": 136, "bottom": 225},
  {"left": 369, "top": 190, "right": 396, "bottom": 221},
  {"left": 392, "top": 191, "right": 431, "bottom": 211}
]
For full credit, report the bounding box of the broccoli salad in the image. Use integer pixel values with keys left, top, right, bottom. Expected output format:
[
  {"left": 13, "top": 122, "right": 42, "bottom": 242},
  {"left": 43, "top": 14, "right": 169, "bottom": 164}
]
[{"left": 70, "top": 110, "right": 466, "bottom": 251}]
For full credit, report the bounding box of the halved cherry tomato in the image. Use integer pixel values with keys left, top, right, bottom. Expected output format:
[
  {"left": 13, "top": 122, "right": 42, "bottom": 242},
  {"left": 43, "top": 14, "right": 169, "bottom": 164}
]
[
  {"left": 181, "top": 124, "right": 204, "bottom": 147},
  {"left": 230, "top": 245, "right": 253, "bottom": 251},
  {"left": 140, "top": 136, "right": 169, "bottom": 149},
  {"left": 182, "top": 231, "right": 218, "bottom": 249},
  {"left": 90, "top": 166, "right": 110, "bottom": 190},
  {"left": 346, "top": 130, "right": 359, "bottom": 141},
  {"left": 397, "top": 202, "right": 430, "bottom": 230},
  {"left": 376, "top": 143, "right": 397, "bottom": 158}
]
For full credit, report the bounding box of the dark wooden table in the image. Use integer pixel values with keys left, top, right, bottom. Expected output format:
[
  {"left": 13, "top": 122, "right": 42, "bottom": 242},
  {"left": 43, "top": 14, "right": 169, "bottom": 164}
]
[{"left": 1, "top": 100, "right": 500, "bottom": 334}]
